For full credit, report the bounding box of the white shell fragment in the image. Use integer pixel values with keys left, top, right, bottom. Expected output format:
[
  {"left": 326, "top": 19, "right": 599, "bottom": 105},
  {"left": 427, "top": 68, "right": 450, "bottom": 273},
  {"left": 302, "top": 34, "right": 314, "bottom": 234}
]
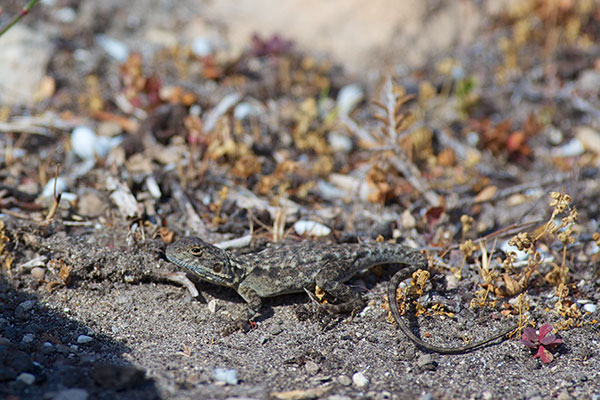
[
  {"left": 213, "top": 368, "right": 238, "bottom": 385},
  {"left": 191, "top": 37, "right": 215, "bottom": 57},
  {"left": 293, "top": 220, "right": 331, "bottom": 237},
  {"left": 95, "top": 34, "right": 129, "bottom": 62},
  {"left": 583, "top": 303, "right": 597, "bottom": 313},
  {"left": 71, "top": 126, "right": 122, "bottom": 160},
  {"left": 337, "top": 84, "right": 364, "bottom": 116},
  {"left": 41, "top": 177, "right": 68, "bottom": 198},
  {"left": 145, "top": 176, "right": 162, "bottom": 199},
  {"left": 106, "top": 176, "right": 143, "bottom": 218},
  {"left": 352, "top": 371, "right": 369, "bottom": 388}
]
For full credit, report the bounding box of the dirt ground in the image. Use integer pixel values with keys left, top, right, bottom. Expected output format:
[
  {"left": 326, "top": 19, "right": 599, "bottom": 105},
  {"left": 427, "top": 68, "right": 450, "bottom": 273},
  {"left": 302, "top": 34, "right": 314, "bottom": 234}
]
[{"left": 1, "top": 1, "right": 600, "bottom": 399}]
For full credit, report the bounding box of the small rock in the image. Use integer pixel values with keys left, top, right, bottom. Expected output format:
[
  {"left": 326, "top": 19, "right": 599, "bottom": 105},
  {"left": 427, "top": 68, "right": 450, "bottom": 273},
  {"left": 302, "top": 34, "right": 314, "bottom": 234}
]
[
  {"left": 76, "top": 191, "right": 109, "bottom": 218},
  {"left": 583, "top": 303, "right": 597, "bottom": 313},
  {"left": 31, "top": 267, "right": 45, "bottom": 281},
  {"left": 41, "top": 177, "right": 68, "bottom": 198},
  {"left": 53, "top": 388, "right": 89, "bottom": 400},
  {"left": 293, "top": 220, "right": 331, "bottom": 237},
  {"left": 207, "top": 299, "right": 218, "bottom": 313},
  {"left": 416, "top": 354, "right": 437, "bottom": 371},
  {"left": 15, "top": 300, "right": 36, "bottom": 319},
  {"left": 267, "top": 323, "right": 283, "bottom": 336},
  {"left": 76, "top": 335, "right": 93, "bottom": 344},
  {"left": 191, "top": 37, "right": 215, "bottom": 57},
  {"left": 419, "top": 394, "right": 434, "bottom": 400},
  {"left": 16, "top": 372, "right": 35, "bottom": 385},
  {"left": 234, "top": 102, "right": 261, "bottom": 120},
  {"left": 337, "top": 84, "right": 364, "bottom": 116},
  {"left": 304, "top": 360, "right": 320, "bottom": 375},
  {"left": 21, "top": 333, "right": 35, "bottom": 344},
  {"left": 352, "top": 371, "right": 369, "bottom": 389},
  {"left": 213, "top": 368, "right": 238, "bottom": 385},
  {"left": 337, "top": 375, "right": 352, "bottom": 386},
  {"left": 327, "top": 131, "right": 353, "bottom": 153},
  {"left": 482, "top": 391, "right": 493, "bottom": 400},
  {"left": 95, "top": 34, "right": 129, "bottom": 62},
  {"left": 557, "top": 389, "right": 572, "bottom": 400}
]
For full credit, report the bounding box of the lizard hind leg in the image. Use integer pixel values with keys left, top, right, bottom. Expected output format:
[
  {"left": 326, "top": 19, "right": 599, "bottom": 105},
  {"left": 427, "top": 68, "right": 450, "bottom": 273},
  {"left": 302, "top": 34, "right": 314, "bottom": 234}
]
[{"left": 314, "top": 263, "right": 366, "bottom": 315}]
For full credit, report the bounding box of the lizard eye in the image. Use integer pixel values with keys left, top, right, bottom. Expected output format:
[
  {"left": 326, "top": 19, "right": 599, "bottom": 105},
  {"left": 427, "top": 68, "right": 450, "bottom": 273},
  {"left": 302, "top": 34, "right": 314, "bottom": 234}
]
[
  {"left": 190, "top": 246, "right": 203, "bottom": 256},
  {"left": 213, "top": 264, "right": 222, "bottom": 273}
]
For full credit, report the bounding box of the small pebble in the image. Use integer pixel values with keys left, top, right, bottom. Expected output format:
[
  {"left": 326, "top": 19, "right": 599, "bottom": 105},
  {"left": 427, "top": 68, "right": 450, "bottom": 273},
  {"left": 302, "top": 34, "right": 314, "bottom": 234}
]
[
  {"left": 207, "top": 299, "right": 218, "bottom": 313},
  {"left": 267, "top": 323, "right": 283, "bottom": 336},
  {"left": 191, "top": 37, "right": 214, "bottom": 57},
  {"left": 419, "top": 394, "right": 434, "bottom": 400},
  {"left": 31, "top": 267, "right": 45, "bottom": 280},
  {"left": 337, "top": 84, "right": 364, "bottom": 116},
  {"left": 416, "top": 354, "right": 436, "bottom": 371},
  {"left": 304, "top": 360, "right": 320, "bottom": 375},
  {"left": 557, "top": 389, "right": 572, "bottom": 400},
  {"left": 352, "top": 371, "right": 369, "bottom": 389},
  {"left": 77, "top": 335, "right": 93, "bottom": 344},
  {"left": 234, "top": 102, "right": 260, "bottom": 120},
  {"left": 95, "top": 34, "right": 129, "bottom": 62},
  {"left": 16, "top": 372, "right": 35, "bottom": 385},
  {"left": 21, "top": 333, "right": 35, "bottom": 343},
  {"left": 41, "top": 177, "right": 68, "bottom": 198},
  {"left": 338, "top": 375, "right": 352, "bottom": 386},
  {"left": 53, "top": 388, "right": 89, "bottom": 400},
  {"left": 213, "top": 368, "right": 238, "bottom": 385},
  {"left": 19, "top": 300, "right": 36, "bottom": 311},
  {"left": 293, "top": 220, "right": 331, "bottom": 237},
  {"left": 327, "top": 131, "right": 353, "bottom": 153},
  {"left": 583, "top": 303, "right": 597, "bottom": 313}
]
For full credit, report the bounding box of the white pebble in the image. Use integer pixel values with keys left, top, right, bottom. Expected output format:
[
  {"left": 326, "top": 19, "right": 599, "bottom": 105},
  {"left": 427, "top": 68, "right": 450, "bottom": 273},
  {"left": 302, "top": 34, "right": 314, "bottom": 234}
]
[
  {"left": 293, "top": 220, "right": 331, "bottom": 237},
  {"left": 76, "top": 334, "right": 93, "bottom": 344},
  {"left": 16, "top": 373, "right": 35, "bottom": 385},
  {"left": 327, "top": 131, "right": 353, "bottom": 153},
  {"left": 213, "top": 368, "right": 238, "bottom": 385},
  {"left": 145, "top": 176, "right": 162, "bottom": 199},
  {"left": 71, "top": 126, "right": 97, "bottom": 160},
  {"left": 95, "top": 34, "right": 129, "bottom": 62},
  {"left": 583, "top": 303, "right": 597, "bottom": 313},
  {"left": 352, "top": 371, "right": 369, "bottom": 388},
  {"left": 207, "top": 299, "right": 218, "bottom": 313},
  {"left": 553, "top": 138, "right": 584, "bottom": 158},
  {"left": 41, "top": 177, "right": 68, "bottom": 198},
  {"left": 22, "top": 333, "right": 35, "bottom": 343},
  {"left": 191, "top": 37, "right": 214, "bottom": 57},
  {"left": 337, "top": 84, "right": 364, "bottom": 116},
  {"left": 233, "top": 102, "right": 260, "bottom": 120}
]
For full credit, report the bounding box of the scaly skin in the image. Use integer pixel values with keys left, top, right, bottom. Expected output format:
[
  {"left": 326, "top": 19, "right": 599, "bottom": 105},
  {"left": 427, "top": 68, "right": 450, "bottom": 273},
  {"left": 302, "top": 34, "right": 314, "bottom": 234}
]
[{"left": 166, "top": 237, "right": 515, "bottom": 352}]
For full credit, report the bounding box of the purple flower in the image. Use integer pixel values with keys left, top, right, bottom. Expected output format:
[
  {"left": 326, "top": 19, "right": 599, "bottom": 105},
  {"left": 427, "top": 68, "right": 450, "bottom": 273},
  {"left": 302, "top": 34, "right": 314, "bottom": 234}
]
[{"left": 521, "top": 323, "right": 563, "bottom": 363}]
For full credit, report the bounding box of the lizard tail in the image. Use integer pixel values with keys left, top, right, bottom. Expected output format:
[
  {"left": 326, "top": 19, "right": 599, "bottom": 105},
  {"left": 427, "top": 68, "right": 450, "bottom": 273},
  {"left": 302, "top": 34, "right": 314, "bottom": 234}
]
[{"left": 387, "top": 269, "right": 516, "bottom": 354}]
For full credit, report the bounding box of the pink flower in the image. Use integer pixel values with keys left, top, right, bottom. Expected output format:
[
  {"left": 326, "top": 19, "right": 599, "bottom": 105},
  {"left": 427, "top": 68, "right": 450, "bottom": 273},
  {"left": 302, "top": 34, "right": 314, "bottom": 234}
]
[{"left": 521, "top": 323, "right": 563, "bottom": 363}]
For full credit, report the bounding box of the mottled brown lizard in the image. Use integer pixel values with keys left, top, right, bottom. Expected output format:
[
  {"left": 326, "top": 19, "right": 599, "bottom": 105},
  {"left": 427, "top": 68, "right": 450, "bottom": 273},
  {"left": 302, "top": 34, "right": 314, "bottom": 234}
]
[{"left": 166, "top": 237, "right": 514, "bottom": 353}]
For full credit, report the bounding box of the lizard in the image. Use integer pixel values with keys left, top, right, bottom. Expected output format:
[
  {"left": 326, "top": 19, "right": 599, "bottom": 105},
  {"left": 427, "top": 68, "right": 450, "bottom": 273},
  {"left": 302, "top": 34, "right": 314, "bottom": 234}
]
[{"left": 165, "top": 236, "right": 515, "bottom": 353}]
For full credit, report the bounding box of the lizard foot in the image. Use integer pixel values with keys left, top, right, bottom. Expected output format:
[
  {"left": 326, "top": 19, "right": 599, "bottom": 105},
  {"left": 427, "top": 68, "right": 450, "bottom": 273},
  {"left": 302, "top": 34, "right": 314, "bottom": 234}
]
[{"left": 221, "top": 319, "right": 252, "bottom": 336}]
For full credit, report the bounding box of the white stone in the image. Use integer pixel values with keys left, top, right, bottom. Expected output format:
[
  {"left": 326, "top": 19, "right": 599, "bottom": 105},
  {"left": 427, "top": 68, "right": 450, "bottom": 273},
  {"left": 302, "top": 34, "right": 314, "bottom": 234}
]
[
  {"left": 293, "top": 220, "right": 331, "bottom": 237},
  {"left": 76, "top": 335, "right": 93, "bottom": 344},
  {"left": 16, "top": 373, "right": 35, "bottom": 385},
  {"left": 95, "top": 34, "right": 129, "bottom": 62},
  {"left": 337, "top": 84, "right": 364, "bottom": 116},
  {"left": 213, "top": 368, "right": 238, "bottom": 385},
  {"left": 352, "top": 371, "right": 369, "bottom": 388}
]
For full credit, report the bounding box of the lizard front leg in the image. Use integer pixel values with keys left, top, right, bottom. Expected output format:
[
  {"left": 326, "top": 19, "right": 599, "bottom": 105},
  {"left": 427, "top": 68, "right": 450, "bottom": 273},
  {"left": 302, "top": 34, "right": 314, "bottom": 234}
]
[{"left": 221, "top": 284, "right": 263, "bottom": 335}]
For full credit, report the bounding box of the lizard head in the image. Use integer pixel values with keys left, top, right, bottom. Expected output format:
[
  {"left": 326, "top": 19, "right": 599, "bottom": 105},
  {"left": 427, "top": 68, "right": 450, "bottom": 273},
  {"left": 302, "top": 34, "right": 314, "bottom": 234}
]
[{"left": 166, "top": 237, "right": 238, "bottom": 286}]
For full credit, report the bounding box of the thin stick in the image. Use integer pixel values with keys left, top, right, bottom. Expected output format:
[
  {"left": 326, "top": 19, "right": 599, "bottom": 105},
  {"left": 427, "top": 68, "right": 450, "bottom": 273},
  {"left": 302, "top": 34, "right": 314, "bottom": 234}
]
[{"left": 0, "top": 0, "right": 40, "bottom": 38}]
